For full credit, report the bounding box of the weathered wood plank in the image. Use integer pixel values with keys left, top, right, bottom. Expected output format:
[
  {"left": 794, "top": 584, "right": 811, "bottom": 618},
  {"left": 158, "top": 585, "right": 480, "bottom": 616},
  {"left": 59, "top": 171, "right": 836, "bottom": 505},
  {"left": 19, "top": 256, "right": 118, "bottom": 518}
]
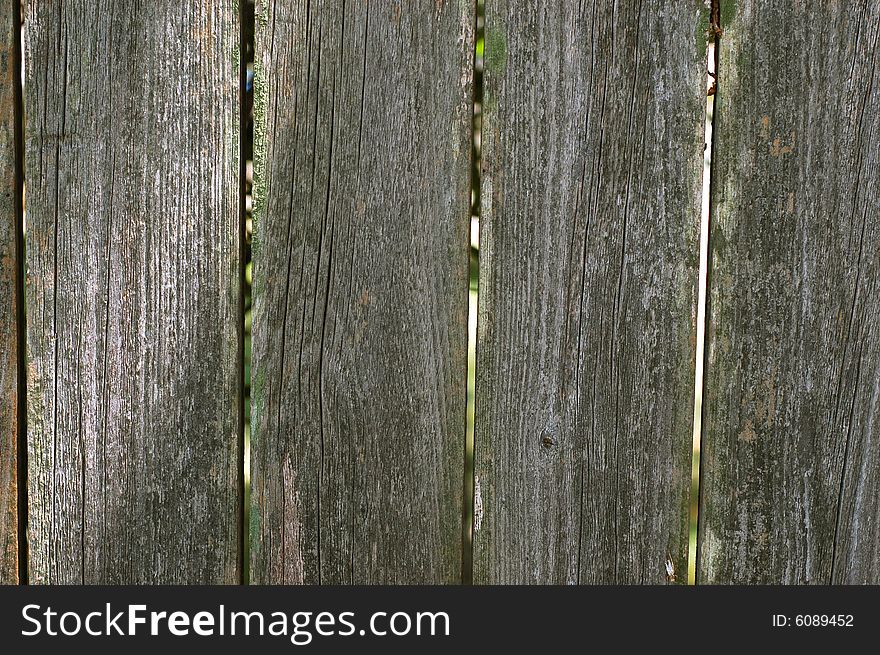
[
  {"left": 24, "top": 1, "right": 241, "bottom": 583},
  {"left": 250, "top": 0, "right": 473, "bottom": 584},
  {"left": 474, "top": 0, "right": 706, "bottom": 584},
  {"left": 0, "top": 0, "right": 19, "bottom": 584},
  {"left": 699, "top": 1, "right": 880, "bottom": 584}
]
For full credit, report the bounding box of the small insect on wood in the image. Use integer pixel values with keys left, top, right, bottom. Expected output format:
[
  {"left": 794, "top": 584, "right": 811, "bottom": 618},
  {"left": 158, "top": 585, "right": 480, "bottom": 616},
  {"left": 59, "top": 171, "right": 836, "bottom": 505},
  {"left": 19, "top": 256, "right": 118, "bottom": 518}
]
[{"left": 665, "top": 557, "right": 676, "bottom": 583}]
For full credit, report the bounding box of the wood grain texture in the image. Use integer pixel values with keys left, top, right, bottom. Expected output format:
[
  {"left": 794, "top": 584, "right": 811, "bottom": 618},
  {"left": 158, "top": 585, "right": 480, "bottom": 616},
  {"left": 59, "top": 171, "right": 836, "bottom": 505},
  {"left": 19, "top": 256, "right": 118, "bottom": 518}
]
[
  {"left": 249, "top": 0, "right": 473, "bottom": 584},
  {"left": 474, "top": 0, "right": 706, "bottom": 584},
  {"left": 24, "top": 0, "right": 241, "bottom": 583},
  {"left": 0, "top": 0, "right": 19, "bottom": 585},
  {"left": 699, "top": 1, "right": 880, "bottom": 584}
]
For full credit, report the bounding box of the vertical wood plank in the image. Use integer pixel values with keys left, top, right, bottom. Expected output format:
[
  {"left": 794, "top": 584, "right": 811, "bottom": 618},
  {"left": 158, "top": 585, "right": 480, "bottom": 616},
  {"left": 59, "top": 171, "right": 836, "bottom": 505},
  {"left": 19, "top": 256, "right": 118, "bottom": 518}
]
[
  {"left": 24, "top": 1, "right": 241, "bottom": 583},
  {"left": 250, "top": 0, "right": 473, "bottom": 584},
  {"left": 474, "top": 1, "right": 707, "bottom": 583},
  {"left": 699, "top": 1, "right": 880, "bottom": 584},
  {"left": 0, "top": 0, "right": 19, "bottom": 584}
]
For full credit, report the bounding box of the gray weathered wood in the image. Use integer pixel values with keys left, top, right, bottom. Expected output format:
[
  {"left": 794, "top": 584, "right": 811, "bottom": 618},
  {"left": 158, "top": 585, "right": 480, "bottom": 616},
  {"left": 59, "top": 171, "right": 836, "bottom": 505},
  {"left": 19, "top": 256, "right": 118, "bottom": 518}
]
[
  {"left": 699, "top": 0, "right": 880, "bottom": 584},
  {"left": 474, "top": 0, "right": 706, "bottom": 584},
  {"left": 250, "top": 0, "right": 473, "bottom": 584},
  {"left": 0, "top": 0, "right": 19, "bottom": 585},
  {"left": 24, "top": 0, "right": 241, "bottom": 583}
]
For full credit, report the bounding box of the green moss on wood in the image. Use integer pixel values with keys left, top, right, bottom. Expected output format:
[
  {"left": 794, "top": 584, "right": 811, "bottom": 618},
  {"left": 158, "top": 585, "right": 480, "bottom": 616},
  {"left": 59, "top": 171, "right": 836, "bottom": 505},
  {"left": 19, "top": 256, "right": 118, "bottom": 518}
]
[
  {"left": 248, "top": 499, "right": 261, "bottom": 564},
  {"left": 695, "top": 4, "right": 710, "bottom": 60},
  {"left": 720, "top": 0, "right": 736, "bottom": 26},
  {"left": 485, "top": 25, "right": 507, "bottom": 73},
  {"left": 251, "top": 58, "right": 268, "bottom": 269}
]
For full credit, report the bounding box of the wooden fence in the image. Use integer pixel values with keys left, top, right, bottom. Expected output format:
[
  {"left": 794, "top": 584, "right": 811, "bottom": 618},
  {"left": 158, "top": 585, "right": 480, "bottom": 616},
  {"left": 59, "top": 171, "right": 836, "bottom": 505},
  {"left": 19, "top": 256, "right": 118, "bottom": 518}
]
[{"left": 0, "top": 0, "right": 878, "bottom": 585}]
